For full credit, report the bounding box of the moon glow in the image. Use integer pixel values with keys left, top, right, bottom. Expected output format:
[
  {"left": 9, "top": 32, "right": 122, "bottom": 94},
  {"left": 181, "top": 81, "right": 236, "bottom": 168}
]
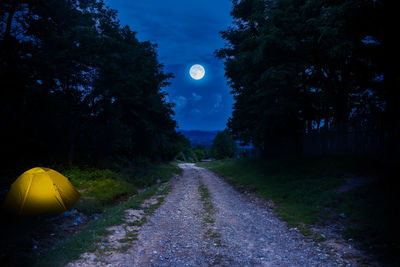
[{"left": 189, "top": 64, "right": 205, "bottom": 80}]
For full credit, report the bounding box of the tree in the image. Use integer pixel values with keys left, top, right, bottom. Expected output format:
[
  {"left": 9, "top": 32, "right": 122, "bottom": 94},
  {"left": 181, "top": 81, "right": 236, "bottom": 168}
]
[
  {"left": 0, "top": 0, "right": 182, "bottom": 170},
  {"left": 210, "top": 130, "right": 237, "bottom": 159},
  {"left": 217, "top": 0, "right": 387, "bottom": 155}
]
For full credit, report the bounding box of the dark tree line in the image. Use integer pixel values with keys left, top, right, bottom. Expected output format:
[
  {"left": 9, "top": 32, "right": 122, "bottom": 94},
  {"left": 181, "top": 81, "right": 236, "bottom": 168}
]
[
  {"left": 210, "top": 130, "right": 237, "bottom": 159},
  {"left": 217, "top": 0, "right": 398, "bottom": 156},
  {"left": 0, "top": 0, "right": 186, "bottom": 169}
]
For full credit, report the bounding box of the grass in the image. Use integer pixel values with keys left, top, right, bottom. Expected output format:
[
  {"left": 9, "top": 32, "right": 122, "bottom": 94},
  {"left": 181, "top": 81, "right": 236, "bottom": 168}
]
[
  {"left": 128, "top": 217, "right": 147, "bottom": 227},
  {"left": 196, "top": 156, "right": 398, "bottom": 260},
  {"left": 0, "top": 162, "right": 181, "bottom": 267},
  {"left": 34, "top": 163, "right": 180, "bottom": 266},
  {"left": 121, "top": 162, "right": 181, "bottom": 187},
  {"left": 34, "top": 184, "right": 174, "bottom": 266},
  {"left": 198, "top": 180, "right": 223, "bottom": 257},
  {"left": 198, "top": 182, "right": 216, "bottom": 226},
  {"left": 197, "top": 157, "right": 351, "bottom": 225},
  {"left": 64, "top": 163, "right": 180, "bottom": 214},
  {"left": 338, "top": 179, "right": 398, "bottom": 258},
  {"left": 199, "top": 183, "right": 214, "bottom": 214},
  {"left": 65, "top": 168, "right": 136, "bottom": 214}
]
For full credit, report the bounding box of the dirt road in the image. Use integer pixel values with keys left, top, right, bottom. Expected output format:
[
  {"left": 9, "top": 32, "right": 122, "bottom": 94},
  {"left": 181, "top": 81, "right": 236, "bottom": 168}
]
[{"left": 69, "top": 163, "right": 348, "bottom": 266}]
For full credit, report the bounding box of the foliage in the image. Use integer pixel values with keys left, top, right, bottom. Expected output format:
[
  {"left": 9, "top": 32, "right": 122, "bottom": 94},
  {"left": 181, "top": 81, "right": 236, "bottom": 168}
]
[
  {"left": 210, "top": 130, "right": 237, "bottom": 159},
  {"left": 192, "top": 146, "right": 207, "bottom": 160},
  {"left": 0, "top": 162, "right": 181, "bottom": 266},
  {"left": 35, "top": 184, "right": 162, "bottom": 267},
  {"left": 62, "top": 167, "right": 136, "bottom": 214},
  {"left": 65, "top": 168, "right": 125, "bottom": 185},
  {"left": 196, "top": 157, "right": 398, "bottom": 259},
  {"left": 172, "top": 134, "right": 208, "bottom": 162},
  {"left": 35, "top": 162, "right": 180, "bottom": 266},
  {"left": 66, "top": 168, "right": 136, "bottom": 205},
  {"left": 125, "top": 162, "right": 181, "bottom": 187},
  {"left": 199, "top": 157, "right": 346, "bottom": 225},
  {"left": 0, "top": 0, "right": 182, "bottom": 172},
  {"left": 217, "top": 0, "right": 395, "bottom": 153}
]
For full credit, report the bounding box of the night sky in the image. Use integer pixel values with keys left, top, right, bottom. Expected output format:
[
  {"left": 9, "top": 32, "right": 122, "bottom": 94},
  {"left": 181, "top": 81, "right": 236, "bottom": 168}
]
[{"left": 104, "top": 0, "right": 233, "bottom": 131}]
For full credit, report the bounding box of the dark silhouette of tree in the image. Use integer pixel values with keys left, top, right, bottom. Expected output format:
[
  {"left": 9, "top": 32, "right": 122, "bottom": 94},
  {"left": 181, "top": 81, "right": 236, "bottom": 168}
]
[
  {"left": 210, "top": 130, "right": 237, "bottom": 159},
  {"left": 0, "top": 0, "right": 182, "bottom": 171},
  {"left": 217, "top": 0, "right": 392, "bottom": 155}
]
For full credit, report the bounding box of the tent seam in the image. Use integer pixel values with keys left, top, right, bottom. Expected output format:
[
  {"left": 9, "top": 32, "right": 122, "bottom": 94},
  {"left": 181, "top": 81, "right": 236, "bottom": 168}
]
[{"left": 19, "top": 175, "right": 33, "bottom": 214}]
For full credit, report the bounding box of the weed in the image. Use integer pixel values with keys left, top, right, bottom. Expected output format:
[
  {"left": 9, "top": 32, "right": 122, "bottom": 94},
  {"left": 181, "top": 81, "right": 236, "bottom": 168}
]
[
  {"left": 117, "top": 244, "right": 131, "bottom": 253},
  {"left": 205, "top": 229, "right": 220, "bottom": 239},
  {"left": 34, "top": 164, "right": 180, "bottom": 267},
  {"left": 125, "top": 231, "right": 138, "bottom": 239},
  {"left": 212, "top": 254, "right": 223, "bottom": 265},
  {"left": 198, "top": 183, "right": 214, "bottom": 215},
  {"left": 118, "top": 237, "right": 135, "bottom": 243},
  {"left": 203, "top": 216, "right": 215, "bottom": 224},
  {"left": 197, "top": 157, "right": 399, "bottom": 261},
  {"left": 199, "top": 181, "right": 224, "bottom": 250},
  {"left": 128, "top": 217, "right": 147, "bottom": 227}
]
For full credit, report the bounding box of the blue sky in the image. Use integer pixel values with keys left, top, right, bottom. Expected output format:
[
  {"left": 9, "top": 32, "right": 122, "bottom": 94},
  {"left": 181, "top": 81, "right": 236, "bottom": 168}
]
[{"left": 104, "top": 0, "right": 233, "bottom": 131}]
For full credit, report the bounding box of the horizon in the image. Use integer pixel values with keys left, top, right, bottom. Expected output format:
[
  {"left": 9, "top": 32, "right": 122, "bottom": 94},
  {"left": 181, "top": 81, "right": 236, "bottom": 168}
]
[{"left": 177, "top": 129, "right": 221, "bottom": 132}]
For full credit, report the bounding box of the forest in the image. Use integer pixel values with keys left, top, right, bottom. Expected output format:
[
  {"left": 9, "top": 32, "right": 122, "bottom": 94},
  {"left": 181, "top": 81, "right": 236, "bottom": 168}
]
[
  {"left": 217, "top": 0, "right": 399, "bottom": 172},
  {"left": 0, "top": 1, "right": 193, "bottom": 264},
  {"left": 212, "top": 2, "right": 399, "bottom": 261},
  {"left": 0, "top": 0, "right": 190, "bottom": 178},
  {"left": 3, "top": 0, "right": 397, "bottom": 176},
  {"left": 1, "top": 0, "right": 399, "bottom": 265}
]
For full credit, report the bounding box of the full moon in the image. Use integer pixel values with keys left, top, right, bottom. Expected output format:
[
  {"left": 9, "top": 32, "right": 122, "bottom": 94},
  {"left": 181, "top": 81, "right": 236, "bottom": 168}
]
[{"left": 189, "top": 64, "right": 205, "bottom": 80}]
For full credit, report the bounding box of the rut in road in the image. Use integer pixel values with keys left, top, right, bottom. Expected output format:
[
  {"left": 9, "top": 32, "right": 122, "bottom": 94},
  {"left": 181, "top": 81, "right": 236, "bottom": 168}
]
[{"left": 69, "top": 163, "right": 347, "bottom": 266}]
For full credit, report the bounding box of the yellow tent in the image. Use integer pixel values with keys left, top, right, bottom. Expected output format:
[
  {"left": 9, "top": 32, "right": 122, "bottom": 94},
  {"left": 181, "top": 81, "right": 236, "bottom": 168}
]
[{"left": 3, "top": 167, "right": 80, "bottom": 215}]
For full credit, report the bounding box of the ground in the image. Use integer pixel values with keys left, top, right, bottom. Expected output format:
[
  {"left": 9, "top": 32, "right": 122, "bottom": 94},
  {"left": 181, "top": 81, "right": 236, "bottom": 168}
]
[{"left": 67, "top": 163, "right": 362, "bottom": 266}]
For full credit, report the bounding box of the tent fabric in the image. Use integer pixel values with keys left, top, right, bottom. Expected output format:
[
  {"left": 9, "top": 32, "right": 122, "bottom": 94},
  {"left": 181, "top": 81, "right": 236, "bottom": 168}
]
[{"left": 3, "top": 167, "right": 80, "bottom": 215}]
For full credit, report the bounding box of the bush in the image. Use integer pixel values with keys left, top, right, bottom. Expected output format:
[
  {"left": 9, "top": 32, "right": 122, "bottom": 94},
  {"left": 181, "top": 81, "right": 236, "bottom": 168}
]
[
  {"left": 176, "top": 151, "right": 186, "bottom": 161},
  {"left": 63, "top": 167, "right": 137, "bottom": 213},
  {"left": 210, "top": 130, "right": 237, "bottom": 159}
]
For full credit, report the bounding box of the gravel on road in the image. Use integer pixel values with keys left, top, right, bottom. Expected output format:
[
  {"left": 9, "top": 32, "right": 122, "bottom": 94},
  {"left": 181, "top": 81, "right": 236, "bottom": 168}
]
[{"left": 68, "top": 163, "right": 354, "bottom": 266}]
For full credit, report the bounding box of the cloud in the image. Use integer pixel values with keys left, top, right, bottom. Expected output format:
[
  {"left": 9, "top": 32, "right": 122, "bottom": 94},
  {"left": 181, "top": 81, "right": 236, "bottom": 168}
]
[
  {"left": 214, "top": 93, "right": 222, "bottom": 108},
  {"left": 173, "top": 96, "right": 187, "bottom": 111},
  {"left": 191, "top": 108, "right": 201, "bottom": 115},
  {"left": 191, "top": 93, "right": 202, "bottom": 102},
  {"left": 207, "top": 93, "right": 223, "bottom": 114},
  {"left": 104, "top": 0, "right": 234, "bottom": 130},
  {"left": 105, "top": 0, "right": 233, "bottom": 65}
]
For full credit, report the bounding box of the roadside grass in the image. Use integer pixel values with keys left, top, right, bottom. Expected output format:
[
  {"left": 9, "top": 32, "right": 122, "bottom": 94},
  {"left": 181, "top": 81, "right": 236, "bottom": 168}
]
[
  {"left": 0, "top": 162, "right": 181, "bottom": 267},
  {"left": 34, "top": 184, "right": 160, "bottom": 267},
  {"left": 65, "top": 163, "right": 181, "bottom": 214},
  {"left": 196, "top": 157, "right": 398, "bottom": 257},
  {"left": 197, "top": 157, "right": 353, "bottom": 225},
  {"left": 339, "top": 179, "right": 398, "bottom": 258},
  {"left": 65, "top": 168, "right": 137, "bottom": 214},
  {"left": 198, "top": 181, "right": 225, "bottom": 264},
  {"left": 121, "top": 162, "right": 181, "bottom": 187},
  {"left": 34, "top": 163, "right": 180, "bottom": 266},
  {"left": 199, "top": 183, "right": 216, "bottom": 225}
]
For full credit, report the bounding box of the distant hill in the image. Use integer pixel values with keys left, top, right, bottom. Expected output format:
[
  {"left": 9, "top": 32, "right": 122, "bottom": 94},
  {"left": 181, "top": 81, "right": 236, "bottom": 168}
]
[{"left": 179, "top": 130, "right": 219, "bottom": 147}]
